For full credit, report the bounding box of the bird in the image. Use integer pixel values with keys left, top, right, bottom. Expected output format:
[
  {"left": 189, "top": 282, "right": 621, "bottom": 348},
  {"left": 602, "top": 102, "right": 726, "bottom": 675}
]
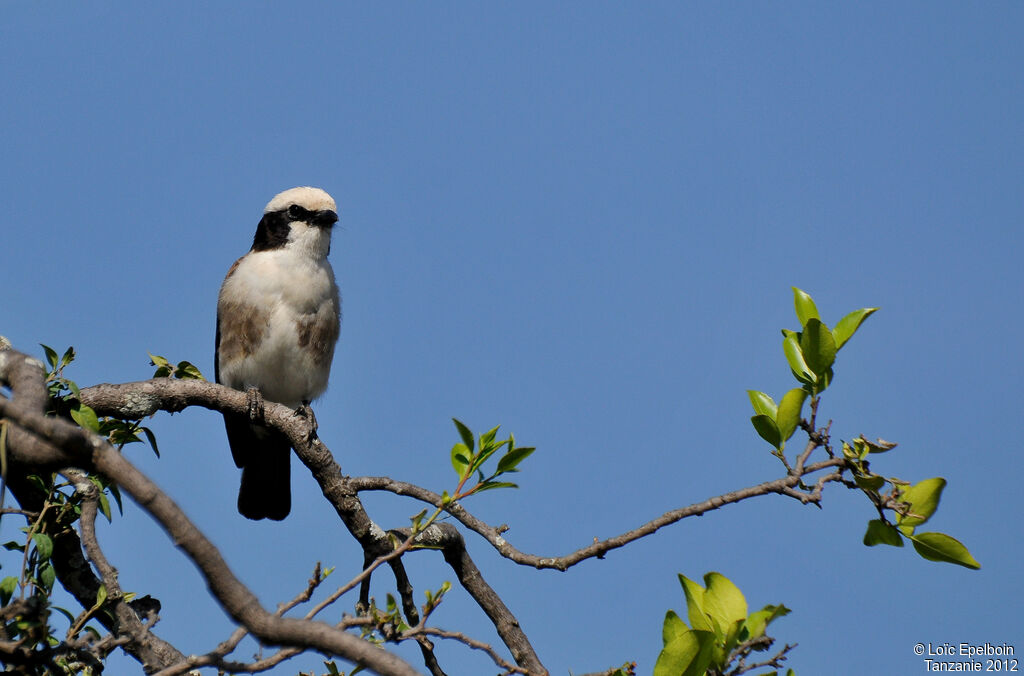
[{"left": 215, "top": 186, "right": 341, "bottom": 520}]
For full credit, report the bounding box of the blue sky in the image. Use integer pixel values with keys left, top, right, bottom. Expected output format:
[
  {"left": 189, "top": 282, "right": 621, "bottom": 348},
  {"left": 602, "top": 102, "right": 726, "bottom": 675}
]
[{"left": 2, "top": 3, "right": 1022, "bottom": 674}]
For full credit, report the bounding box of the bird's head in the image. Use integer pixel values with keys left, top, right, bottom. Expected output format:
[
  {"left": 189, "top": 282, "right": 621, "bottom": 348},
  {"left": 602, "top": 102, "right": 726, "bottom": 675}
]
[{"left": 252, "top": 186, "right": 339, "bottom": 257}]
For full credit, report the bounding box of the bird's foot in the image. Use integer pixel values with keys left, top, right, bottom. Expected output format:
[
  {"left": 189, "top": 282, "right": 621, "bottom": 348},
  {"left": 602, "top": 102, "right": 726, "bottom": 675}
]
[
  {"left": 296, "top": 401, "right": 319, "bottom": 439},
  {"left": 246, "top": 387, "right": 265, "bottom": 422}
]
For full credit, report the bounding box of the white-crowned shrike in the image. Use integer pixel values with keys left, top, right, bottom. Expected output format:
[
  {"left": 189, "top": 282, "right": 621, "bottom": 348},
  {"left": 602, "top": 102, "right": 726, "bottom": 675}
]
[{"left": 215, "top": 186, "right": 341, "bottom": 520}]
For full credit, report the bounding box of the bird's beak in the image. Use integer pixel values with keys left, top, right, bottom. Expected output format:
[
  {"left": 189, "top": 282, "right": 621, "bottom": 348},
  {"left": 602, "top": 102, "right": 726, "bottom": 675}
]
[{"left": 311, "top": 210, "right": 339, "bottom": 228}]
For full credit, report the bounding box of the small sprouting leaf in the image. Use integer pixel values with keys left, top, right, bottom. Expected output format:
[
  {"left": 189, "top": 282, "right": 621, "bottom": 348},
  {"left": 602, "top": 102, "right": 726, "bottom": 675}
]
[
  {"left": 441, "top": 490, "right": 452, "bottom": 506},
  {"left": 496, "top": 446, "right": 535, "bottom": 474},
  {"left": 833, "top": 307, "right": 878, "bottom": 350},
  {"left": 799, "top": 318, "right": 837, "bottom": 376},
  {"left": 746, "top": 391, "right": 778, "bottom": 419},
  {"left": 41, "top": 344, "right": 59, "bottom": 370},
  {"left": 452, "top": 418, "right": 474, "bottom": 452},
  {"left": 59, "top": 346, "right": 76, "bottom": 369},
  {"left": 863, "top": 519, "right": 904, "bottom": 547},
  {"left": 96, "top": 584, "right": 108, "bottom": 607},
  {"left": 149, "top": 353, "right": 173, "bottom": 378},
  {"left": 897, "top": 478, "right": 946, "bottom": 527},
  {"left": 792, "top": 287, "right": 820, "bottom": 326},
  {"left": 783, "top": 334, "right": 815, "bottom": 384},
  {"left": 450, "top": 443, "right": 471, "bottom": 478},
  {"left": 750, "top": 415, "right": 782, "bottom": 449},
  {"left": 174, "top": 361, "right": 205, "bottom": 380},
  {"left": 70, "top": 404, "right": 101, "bottom": 433},
  {"left": 0, "top": 576, "right": 18, "bottom": 605},
  {"left": 479, "top": 425, "right": 501, "bottom": 449},
  {"left": 775, "top": 388, "right": 807, "bottom": 442},
  {"left": 32, "top": 533, "right": 54, "bottom": 561},
  {"left": 910, "top": 532, "right": 981, "bottom": 569},
  {"left": 473, "top": 481, "right": 518, "bottom": 493},
  {"left": 410, "top": 508, "right": 428, "bottom": 531}
]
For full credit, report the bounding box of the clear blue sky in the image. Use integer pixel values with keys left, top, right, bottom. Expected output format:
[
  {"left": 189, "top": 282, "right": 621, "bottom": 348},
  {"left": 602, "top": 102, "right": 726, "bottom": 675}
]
[{"left": 2, "top": 3, "right": 1021, "bottom": 674}]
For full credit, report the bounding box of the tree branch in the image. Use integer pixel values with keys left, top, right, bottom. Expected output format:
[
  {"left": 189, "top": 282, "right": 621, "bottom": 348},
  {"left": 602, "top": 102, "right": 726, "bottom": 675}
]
[{"left": 0, "top": 352, "right": 420, "bottom": 676}]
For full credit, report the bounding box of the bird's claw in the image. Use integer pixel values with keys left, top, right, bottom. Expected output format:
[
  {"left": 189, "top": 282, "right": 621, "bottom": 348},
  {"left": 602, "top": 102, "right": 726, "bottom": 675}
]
[
  {"left": 246, "top": 387, "right": 265, "bottom": 422},
  {"left": 296, "top": 401, "right": 318, "bottom": 439}
]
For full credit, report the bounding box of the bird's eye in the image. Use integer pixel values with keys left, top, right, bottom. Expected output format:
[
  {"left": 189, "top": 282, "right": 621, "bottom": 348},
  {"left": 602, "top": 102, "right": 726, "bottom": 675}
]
[{"left": 287, "top": 204, "right": 307, "bottom": 220}]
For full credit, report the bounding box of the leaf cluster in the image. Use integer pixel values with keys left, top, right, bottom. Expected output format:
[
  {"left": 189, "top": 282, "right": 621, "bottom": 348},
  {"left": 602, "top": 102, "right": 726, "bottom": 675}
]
[
  {"left": 148, "top": 353, "right": 205, "bottom": 380},
  {"left": 446, "top": 418, "right": 535, "bottom": 502},
  {"left": 747, "top": 288, "right": 875, "bottom": 453},
  {"left": 847, "top": 439, "right": 980, "bottom": 569},
  {"left": 655, "top": 572, "right": 793, "bottom": 676}
]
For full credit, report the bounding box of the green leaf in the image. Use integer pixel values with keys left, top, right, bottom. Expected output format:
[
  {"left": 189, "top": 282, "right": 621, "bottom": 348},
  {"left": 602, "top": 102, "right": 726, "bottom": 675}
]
[
  {"left": 41, "top": 344, "right": 59, "bottom": 370},
  {"left": 174, "top": 360, "right": 205, "bottom": 380},
  {"left": 470, "top": 443, "right": 502, "bottom": 476},
  {"left": 859, "top": 435, "right": 897, "bottom": 454},
  {"left": 792, "top": 287, "right": 820, "bottom": 326},
  {"left": 750, "top": 415, "right": 782, "bottom": 449},
  {"left": 479, "top": 425, "right": 501, "bottom": 449},
  {"left": 32, "top": 532, "right": 53, "bottom": 561},
  {"left": 96, "top": 584, "right": 108, "bottom": 607},
  {"left": 744, "top": 604, "right": 790, "bottom": 641},
  {"left": 452, "top": 418, "right": 474, "bottom": 452},
  {"left": 662, "top": 609, "right": 688, "bottom": 644},
  {"left": 0, "top": 576, "right": 17, "bottom": 605},
  {"left": 141, "top": 427, "right": 160, "bottom": 458},
  {"left": 775, "top": 388, "right": 807, "bottom": 442},
  {"left": 799, "top": 318, "right": 837, "bottom": 376},
  {"left": 450, "top": 443, "right": 471, "bottom": 478},
  {"left": 107, "top": 482, "right": 124, "bottom": 515},
  {"left": 59, "top": 346, "right": 76, "bottom": 370},
  {"left": 863, "top": 519, "right": 904, "bottom": 547},
  {"left": 70, "top": 404, "right": 101, "bottom": 433},
  {"left": 678, "top": 574, "right": 714, "bottom": 633},
  {"left": 39, "top": 562, "right": 55, "bottom": 591},
  {"left": 472, "top": 481, "right": 518, "bottom": 493},
  {"left": 854, "top": 474, "right": 885, "bottom": 492},
  {"left": 98, "top": 493, "right": 112, "bottom": 522},
  {"left": 52, "top": 606, "right": 76, "bottom": 625},
  {"left": 496, "top": 446, "right": 535, "bottom": 474},
  {"left": 910, "top": 532, "right": 981, "bottom": 569},
  {"left": 746, "top": 391, "right": 778, "bottom": 419},
  {"left": 654, "top": 629, "right": 715, "bottom": 676},
  {"left": 783, "top": 334, "right": 815, "bottom": 384},
  {"left": 149, "top": 353, "right": 173, "bottom": 378},
  {"left": 703, "top": 572, "right": 748, "bottom": 633},
  {"left": 832, "top": 307, "right": 878, "bottom": 350},
  {"left": 897, "top": 478, "right": 946, "bottom": 527}
]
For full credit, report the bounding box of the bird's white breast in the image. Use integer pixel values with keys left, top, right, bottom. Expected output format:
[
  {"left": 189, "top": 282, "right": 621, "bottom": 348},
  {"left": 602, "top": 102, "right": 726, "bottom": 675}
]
[{"left": 218, "top": 246, "right": 339, "bottom": 407}]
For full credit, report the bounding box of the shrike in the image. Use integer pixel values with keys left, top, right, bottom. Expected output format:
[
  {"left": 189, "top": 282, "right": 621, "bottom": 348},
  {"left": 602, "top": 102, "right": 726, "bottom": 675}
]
[{"left": 215, "top": 187, "right": 341, "bottom": 520}]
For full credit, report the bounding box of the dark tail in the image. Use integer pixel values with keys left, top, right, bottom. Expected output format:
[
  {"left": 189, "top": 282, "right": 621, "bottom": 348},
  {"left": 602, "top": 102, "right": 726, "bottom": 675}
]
[{"left": 224, "top": 415, "right": 291, "bottom": 521}]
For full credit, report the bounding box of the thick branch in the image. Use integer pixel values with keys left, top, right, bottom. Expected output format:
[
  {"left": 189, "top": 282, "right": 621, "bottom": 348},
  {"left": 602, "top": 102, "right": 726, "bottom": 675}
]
[
  {"left": 0, "top": 360, "right": 419, "bottom": 676},
  {"left": 82, "top": 378, "right": 548, "bottom": 672}
]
